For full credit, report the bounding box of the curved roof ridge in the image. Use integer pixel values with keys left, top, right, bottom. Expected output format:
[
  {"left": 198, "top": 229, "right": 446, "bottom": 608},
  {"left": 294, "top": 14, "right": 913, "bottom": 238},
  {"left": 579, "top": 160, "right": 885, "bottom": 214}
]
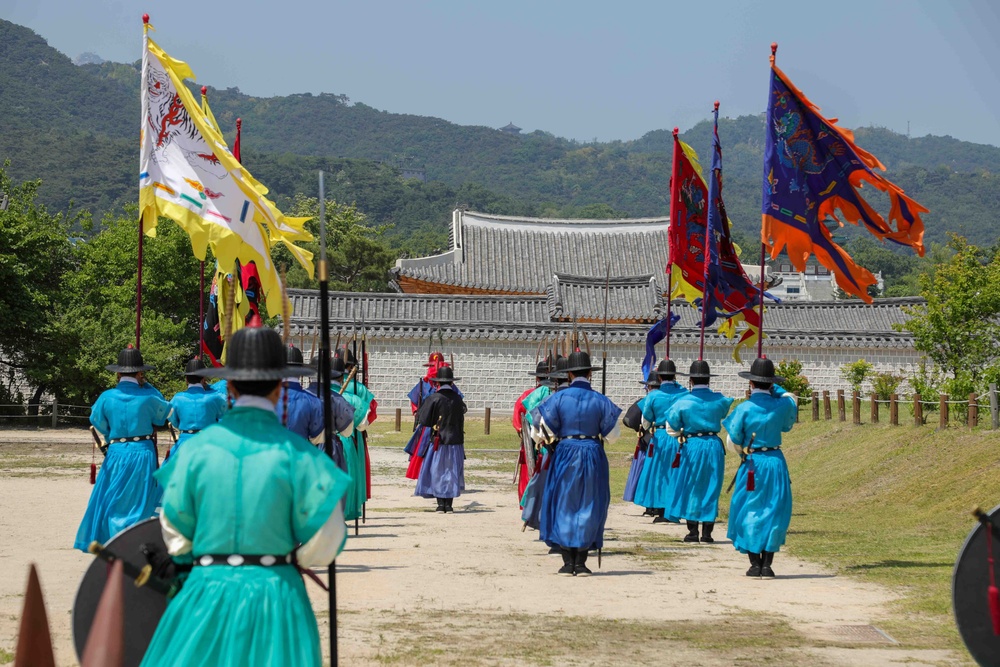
[{"left": 461, "top": 210, "right": 670, "bottom": 227}]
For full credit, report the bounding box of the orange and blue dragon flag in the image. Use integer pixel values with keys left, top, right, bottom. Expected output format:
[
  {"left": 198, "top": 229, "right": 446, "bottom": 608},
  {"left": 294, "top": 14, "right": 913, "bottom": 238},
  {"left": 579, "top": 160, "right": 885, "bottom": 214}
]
[{"left": 762, "top": 49, "right": 927, "bottom": 302}]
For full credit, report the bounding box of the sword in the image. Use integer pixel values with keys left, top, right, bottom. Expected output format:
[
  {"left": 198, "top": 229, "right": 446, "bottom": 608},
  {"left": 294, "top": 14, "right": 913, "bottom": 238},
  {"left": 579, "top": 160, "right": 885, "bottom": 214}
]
[
  {"left": 89, "top": 426, "right": 108, "bottom": 457},
  {"left": 725, "top": 433, "right": 756, "bottom": 494}
]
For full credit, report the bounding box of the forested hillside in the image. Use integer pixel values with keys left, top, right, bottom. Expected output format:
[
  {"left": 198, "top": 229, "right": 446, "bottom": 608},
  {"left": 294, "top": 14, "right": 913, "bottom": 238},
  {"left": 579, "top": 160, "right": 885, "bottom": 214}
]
[{"left": 2, "top": 18, "right": 999, "bottom": 254}]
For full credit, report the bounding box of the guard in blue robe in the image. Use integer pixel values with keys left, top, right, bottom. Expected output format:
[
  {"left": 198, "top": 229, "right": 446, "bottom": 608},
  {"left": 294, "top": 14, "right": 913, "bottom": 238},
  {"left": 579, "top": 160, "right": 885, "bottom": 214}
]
[
  {"left": 536, "top": 351, "right": 622, "bottom": 577},
  {"left": 302, "top": 356, "right": 355, "bottom": 471},
  {"left": 167, "top": 359, "right": 228, "bottom": 459},
  {"left": 634, "top": 359, "right": 689, "bottom": 520},
  {"left": 74, "top": 346, "right": 170, "bottom": 551},
  {"left": 622, "top": 372, "right": 662, "bottom": 508},
  {"left": 663, "top": 360, "right": 734, "bottom": 543},
  {"left": 278, "top": 345, "right": 355, "bottom": 469},
  {"left": 724, "top": 357, "right": 798, "bottom": 577},
  {"left": 414, "top": 366, "right": 466, "bottom": 511}
]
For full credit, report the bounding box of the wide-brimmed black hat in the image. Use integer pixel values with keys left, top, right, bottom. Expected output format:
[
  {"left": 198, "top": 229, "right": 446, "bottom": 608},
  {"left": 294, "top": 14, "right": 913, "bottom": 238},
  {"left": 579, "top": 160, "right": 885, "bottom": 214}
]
[
  {"left": 641, "top": 374, "right": 662, "bottom": 387},
  {"left": 180, "top": 358, "right": 206, "bottom": 377},
  {"left": 337, "top": 347, "right": 358, "bottom": 368},
  {"left": 564, "top": 350, "right": 602, "bottom": 374},
  {"left": 738, "top": 357, "right": 785, "bottom": 384},
  {"left": 679, "top": 359, "right": 715, "bottom": 379},
  {"left": 530, "top": 360, "right": 551, "bottom": 378},
  {"left": 329, "top": 356, "right": 347, "bottom": 379},
  {"left": 286, "top": 345, "right": 304, "bottom": 366},
  {"left": 656, "top": 359, "right": 677, "bottom": 378},
  {"left": 193, "top": 328, "right": 314, "bottom": 380},
  {"left": 549, "top": 356, "right": 568, "bottom": 380},
  {"left": 434, "top": 366, "right": 460, "bottom": 383},
  {"left": 107, "top": 346, "right": 154, "bottom": 373}
]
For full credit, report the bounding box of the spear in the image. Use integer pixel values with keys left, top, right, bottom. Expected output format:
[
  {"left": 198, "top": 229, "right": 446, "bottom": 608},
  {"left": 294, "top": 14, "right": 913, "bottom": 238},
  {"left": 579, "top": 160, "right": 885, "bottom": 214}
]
[
  {"left": 601, "top": 262, "right": 610, "bottom": 395},
  {"left": 316, "top": 171, "right": 338, "bottom": 667}
]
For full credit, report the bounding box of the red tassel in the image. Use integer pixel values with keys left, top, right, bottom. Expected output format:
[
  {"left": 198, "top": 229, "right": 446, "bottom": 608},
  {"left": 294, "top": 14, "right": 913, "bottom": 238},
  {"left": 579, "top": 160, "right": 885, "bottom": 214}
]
[
  {"left": 89, "top": 462, "right": 97, "bottom": 485},
  {"left": 747, "top": 469, "right": 756, "bottom": 492},
  {"left": 671, "top": 451, "right": 681, "bottom": 468},
  {"left": 990, "top": 585, "right": 1000, "bottom": 636}
]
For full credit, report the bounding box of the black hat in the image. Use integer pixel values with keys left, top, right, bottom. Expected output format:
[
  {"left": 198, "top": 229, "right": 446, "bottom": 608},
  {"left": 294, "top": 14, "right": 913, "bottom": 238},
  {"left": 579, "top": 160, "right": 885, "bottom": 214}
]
[
  {"left": 193, "top": 328, "right": 314, "bottom": 380},
  {"left": 107, "top": 345, "right": 154, "bottom": 373},
  {"left": 564, "top": 350, "right": 602, "bottom": 374},
  {"left": 434, "top": 366, "right": 460, "bottom": 383},
  {"left": 680, "top": 360, "right": 715, "bottom": 379},
  {"left": 180, "top": 358, "right": 206, "bottom": 377},
  {"left": 656, "top": 359, "right": 677, "bottom": 378},
  {"left": 337, "top": 347, "right": 358, "bottom": 368},
  {"left": 738, "top": 357, "right": 785, "bottom": 384},
  {"left": 531, "top": 360, "right": 551, "bottom": 378},
  {"left": 329, "top": 356, "right": 347, "bottom": 380},
  {"left": 286, "top": 345, "right": 305, "bottom": 366},
  {"left": 641, "top": 374, "right": 662, "bottom": 388},
  {"left": 549, "top": 356, "right": 569, "bottom": 381}
]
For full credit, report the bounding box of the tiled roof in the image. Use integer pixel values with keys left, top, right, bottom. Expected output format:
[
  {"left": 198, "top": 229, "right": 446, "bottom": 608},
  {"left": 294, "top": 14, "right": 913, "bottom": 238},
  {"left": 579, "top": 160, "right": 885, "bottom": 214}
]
[
  {"left": 286, "top": 290, "right": 922, "bottom": 349},
  {"left": 392, "top": 210, "right": 670, "bottom": 293},
  {"left": 547, "top": 274, "right": 664, "bottom": 323}
]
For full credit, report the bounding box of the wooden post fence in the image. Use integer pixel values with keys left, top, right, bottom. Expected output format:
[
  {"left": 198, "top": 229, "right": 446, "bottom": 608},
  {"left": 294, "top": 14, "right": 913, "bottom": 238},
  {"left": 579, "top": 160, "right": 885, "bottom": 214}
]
[
  {"left": 394, "top": 408, "right": 402, "bottom": 432},
  {"left": 940, "top": 394, "right": 949, "bottom": 428},
  {"left": 991, "top": 383, "right": 998, "bottom": 430},
  {"left": 913, "top": 393, "right": 923, "bottom": 426},
  {"left": 890, "top": 394, "right": 898, "bottom": 426},
  {"left": 811, "top": 392, "right": 819, "bottom": 421},
  {"left": 969, "top": 393, "right": 978, "bottom": 428},
  {"left": 852, "top": 391, "right": 861, "bottom": 425},
  {"left": 823, "top": 390, "right": 831, "bottom": 420},
  {"left": 870, "top": 392, "right": 879, "bottom": 424},
  {"left": 50, "top": 398, "right": 58, "bottom": 429},
  {"left": 837, "top": 390, "right": 846, "bottom": 422},
  {"left": 484, "top": 407, "right": 491, "bottom": 435}
]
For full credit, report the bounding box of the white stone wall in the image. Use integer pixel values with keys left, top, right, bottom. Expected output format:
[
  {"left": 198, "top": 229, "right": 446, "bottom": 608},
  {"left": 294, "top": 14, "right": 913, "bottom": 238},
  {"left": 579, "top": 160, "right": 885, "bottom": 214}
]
[{"left": 307, "top": 337, "right": 923, "bottom": 416}]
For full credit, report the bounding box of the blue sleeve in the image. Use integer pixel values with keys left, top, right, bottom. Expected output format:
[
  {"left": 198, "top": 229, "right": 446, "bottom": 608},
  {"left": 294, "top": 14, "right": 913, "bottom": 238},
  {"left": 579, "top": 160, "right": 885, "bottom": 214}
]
[
  {"left": 722, "top": 404, "right": 746, "bottom": 446},
  {"left": 167, "top": 398, "right": 180, "bottom": 429},
  {"left": 599, "top": 398, "right": 623, "bottom": 437},
  {"left": 780, "top": 396, "right": 798, "bottom": 432},
  {"left": 407, "top": 381, "right": 422, "bottom": 407},
  {"left": 150, "top": 396, "right": 170, "bottom": 427},
  {"left": 537, "top": 395, "right": 561, "bottom": 433},
  {"left": 641, "top": 394, "right": 656, "bottom": 423},
  {"left": 89, "top": 393, "right": 110, "bottom": 438},
  {"left": 214, "top": 393, "right": 228, "bottom": 420},
  {"left": 307, "top": 397, "right": 324, "bottom": 439},
  {"left": 335, "top": 397, "right": 355, "bottom": 434},
  {"left": 664, "top": 399, "right": 684, "bottom": 432},
  {"left": 771, "top": 384, "right": 788, "bottom": 397}
]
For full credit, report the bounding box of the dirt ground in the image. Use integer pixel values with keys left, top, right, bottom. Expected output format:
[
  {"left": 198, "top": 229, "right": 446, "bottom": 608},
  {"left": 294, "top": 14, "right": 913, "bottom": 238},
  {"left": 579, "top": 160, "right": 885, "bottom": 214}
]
[{"left": 0, "top": 430, "right": 965, "bottom": 666}]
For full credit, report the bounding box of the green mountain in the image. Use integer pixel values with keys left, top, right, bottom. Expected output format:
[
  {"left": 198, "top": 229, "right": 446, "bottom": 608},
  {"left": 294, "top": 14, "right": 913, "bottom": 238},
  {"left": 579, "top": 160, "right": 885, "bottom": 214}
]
[{"left": 2, "top": 18, "right": 999, "bottom": 252}]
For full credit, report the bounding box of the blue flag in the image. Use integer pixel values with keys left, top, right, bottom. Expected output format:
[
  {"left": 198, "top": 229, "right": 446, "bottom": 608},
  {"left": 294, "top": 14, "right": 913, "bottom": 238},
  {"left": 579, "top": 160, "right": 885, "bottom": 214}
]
[{"left": 641, "top": 314, "right": 681, "bottom": 381}]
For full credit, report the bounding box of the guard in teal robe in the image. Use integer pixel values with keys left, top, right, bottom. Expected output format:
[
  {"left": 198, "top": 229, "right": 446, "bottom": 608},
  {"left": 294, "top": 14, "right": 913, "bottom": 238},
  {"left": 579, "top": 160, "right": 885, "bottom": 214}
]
[
  {"left": 167, "top": 359, "right": 227, "bottom": 459},
  {"left": 633, "top": 359, "right": 688, "bottom": 518},
  {"left": 74, "top": 347, "right": 170, "bottom": 551},
  {"left": 333, "top": 352, "right": 374, "bottom": 523},
  {"left": 724, "top": 358, "right": 798, "bottom": 577},
  {"left": 140, "top": 326, "right": 350, "bottom": 667},
  {"left": 663, "top": 360, "right": 734, "bottom": 543}
]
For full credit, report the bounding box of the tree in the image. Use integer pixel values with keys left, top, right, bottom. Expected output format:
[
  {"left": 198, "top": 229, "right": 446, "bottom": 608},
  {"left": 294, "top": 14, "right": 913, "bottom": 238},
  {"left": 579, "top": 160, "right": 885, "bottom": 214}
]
[
  {"left": 898, "top": 236, "right": 1000, "bottom": 387},
  {"left": 775, "top": 359, "right": 810, "bottom": 402},
  {"left": 0, "top": 164, "right": 76, "bottom": 406},
  {"left": 841, "top": 359, "right": 875, "bottom": 394}
]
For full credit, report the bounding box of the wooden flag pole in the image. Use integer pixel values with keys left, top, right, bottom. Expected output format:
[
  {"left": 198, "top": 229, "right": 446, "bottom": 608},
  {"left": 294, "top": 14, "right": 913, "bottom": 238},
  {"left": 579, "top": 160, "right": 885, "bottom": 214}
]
[{"left": 757, "top": 43, "right": 778, "bottom": 360}]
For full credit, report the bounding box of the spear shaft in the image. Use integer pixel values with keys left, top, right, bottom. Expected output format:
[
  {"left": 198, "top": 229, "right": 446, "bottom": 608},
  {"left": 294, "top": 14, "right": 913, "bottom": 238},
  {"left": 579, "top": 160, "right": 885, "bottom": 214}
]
[{"left": 601, "top": 262, "right": 610, "bottom": 395}]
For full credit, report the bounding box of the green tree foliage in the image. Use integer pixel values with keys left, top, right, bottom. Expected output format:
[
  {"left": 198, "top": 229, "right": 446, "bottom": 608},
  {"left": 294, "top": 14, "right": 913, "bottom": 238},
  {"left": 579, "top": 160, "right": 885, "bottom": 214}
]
[
  {"left": 841, "top": 359, "right": 875, "bottom": 394},
  {"left": 0, "top": 165, "right": 76, "bottom": 405},
  {"left": 48, "top": 209, "right": 203, "bottom": 404},
  {"left": 899, "top": 236, "right": 1000, "bottom": 388},
  {"left": 775, "top": 359, "right": 810, "bottom": 403},
  {"left": 871, "top": 371, "right": 905, "bottom": 400}
]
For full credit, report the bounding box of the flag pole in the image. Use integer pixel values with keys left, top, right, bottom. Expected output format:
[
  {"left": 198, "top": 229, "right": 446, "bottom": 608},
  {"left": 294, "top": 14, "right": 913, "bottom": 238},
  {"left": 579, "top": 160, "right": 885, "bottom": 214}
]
[
  {"left": 317, "top": 171, "right": 338, "bottom": 666},
  {"left": 601, "top": 262, "right": 610, "bottom": 395},
  {"left": 757, "top": 43, "right": 778, "bottom": 360},
  {"left": 698, "top": 101, "right": 722, "bottom": 361},
  {"left": 135, "top": 13, "right": 151, "bottom": 350}
]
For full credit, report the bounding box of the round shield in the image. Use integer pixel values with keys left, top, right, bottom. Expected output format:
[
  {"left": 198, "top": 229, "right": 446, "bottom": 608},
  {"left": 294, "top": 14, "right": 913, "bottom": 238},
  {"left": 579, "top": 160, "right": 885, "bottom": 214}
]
[
  {"left": 72, "top": 518, "right": 170, "bottom": 667},
  {"left": 953, "top": 503, "right": 1000, "bottom": 667}
]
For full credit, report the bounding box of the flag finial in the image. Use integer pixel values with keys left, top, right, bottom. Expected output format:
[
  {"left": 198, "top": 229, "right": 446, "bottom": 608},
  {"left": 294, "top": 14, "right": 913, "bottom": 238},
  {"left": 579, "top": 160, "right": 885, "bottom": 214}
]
[
  {"left": 142, "top": 13, "right": 149, "bottom": 24},
  {"left": 713, "top": 100, "right": 720, "bottom": 111},
  {"left": 672, "top": 127, "right": 679, "bottom": 137},
  {"left": 771, "top": 42, "right": 777, "bottom": 55},
  {"left": 236, "top": 118, "right": 242, "bottom": 129},
  {"left": 201, "top": 86, "right": 207, "bottom": 96}
]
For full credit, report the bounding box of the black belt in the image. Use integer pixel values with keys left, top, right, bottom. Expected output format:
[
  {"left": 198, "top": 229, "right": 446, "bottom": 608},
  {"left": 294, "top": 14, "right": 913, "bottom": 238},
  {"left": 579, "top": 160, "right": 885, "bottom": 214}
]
[
  {"left": 179, "top": 429, "right": 201, "bottom": 434},
  {"left": 563, "top": 434, "right": 601, "bottom": 440},
  {"left": 108, "top": 434, "right": 154, "bottom": 444},
  {"left": 748, "top": 446, "right": 780, "bottom": 453},
  {"left": 195, "top": 554, "right": 294, "bottom": 567},
  {"left": 685, "top": 431, "right": 719, "bottom": 438}
]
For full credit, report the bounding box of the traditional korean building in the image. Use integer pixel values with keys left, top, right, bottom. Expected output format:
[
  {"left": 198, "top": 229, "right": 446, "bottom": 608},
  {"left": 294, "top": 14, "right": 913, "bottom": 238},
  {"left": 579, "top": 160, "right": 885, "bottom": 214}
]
[{"left": 288, "top": 211, "right": 923, "bottom": 412}]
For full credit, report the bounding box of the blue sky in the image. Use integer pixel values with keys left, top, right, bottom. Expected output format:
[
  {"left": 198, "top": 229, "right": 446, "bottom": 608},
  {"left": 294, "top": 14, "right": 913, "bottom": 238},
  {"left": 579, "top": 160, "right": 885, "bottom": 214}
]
[{"left": 4, "top": 0, "right": 999, "bottom": 146}]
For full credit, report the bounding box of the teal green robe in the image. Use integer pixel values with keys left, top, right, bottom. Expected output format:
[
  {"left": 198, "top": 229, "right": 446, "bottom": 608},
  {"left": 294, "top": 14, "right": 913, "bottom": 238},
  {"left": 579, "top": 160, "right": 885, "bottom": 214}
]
[
  {"left": 335, "top": 380, "right": 374, "bottom": 521},
  {"left": 140, "top": 406, "right": 350, "bottom": 667}
]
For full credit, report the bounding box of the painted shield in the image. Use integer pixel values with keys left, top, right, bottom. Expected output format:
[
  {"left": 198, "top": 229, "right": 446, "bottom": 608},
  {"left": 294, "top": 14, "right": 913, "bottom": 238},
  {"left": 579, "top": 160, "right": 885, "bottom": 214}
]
[
  {"left": 953, "top": 503, "right": 1000, "bottom": 667},
  {"left": 72, "top": 518, "right": 172, "bottom": 667}
]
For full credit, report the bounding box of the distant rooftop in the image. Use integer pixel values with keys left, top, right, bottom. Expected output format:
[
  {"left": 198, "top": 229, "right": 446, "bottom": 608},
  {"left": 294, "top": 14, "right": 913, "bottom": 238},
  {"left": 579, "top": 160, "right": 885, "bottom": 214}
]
[{"left": 499, "top": 122, "right": 522, "bottom": 134}]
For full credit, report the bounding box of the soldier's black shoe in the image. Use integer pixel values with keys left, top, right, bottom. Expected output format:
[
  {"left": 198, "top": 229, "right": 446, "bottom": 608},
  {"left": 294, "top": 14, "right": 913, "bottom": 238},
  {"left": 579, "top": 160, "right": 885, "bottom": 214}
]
[
  {"left": 761, "top": 551, "right": 775, "bottom": 577},
  {"left": 746, "top": 552, "right": 762, "bottom": 577},
  {"left": 643, "top": 507, "right": 657, "bottom": 517},
  {"left": 683, "top": 521, "right": 700, "bottom": 542},
  {"left": 444, "top": 498, "right": 454, "bottom": 513},
  {"left": 548, "top": 546, "right": 561, "bottom": 555},
  {"left": 574, "top": 550, "right": 592, "bottom": 577},
  {"left": 700, "top": 522, "right": 715, "bottom": 543},
  {"left": 558, "top": 548, "right": 575, "bottom": 576},
  {"left": 435, "top": 498, "right": 445, "bottom": 513}
]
